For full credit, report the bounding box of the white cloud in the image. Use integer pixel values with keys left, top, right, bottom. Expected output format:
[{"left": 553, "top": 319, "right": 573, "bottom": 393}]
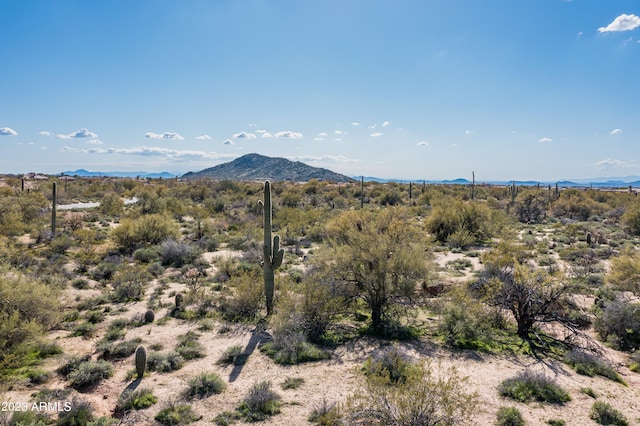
[
  {"left": 255, "top": 129, "right": 267, "bottom": 134},
  {"left": 334, "top": 130, "right": 345, "bottom": 135},
  {"left": 313, "top": 137, "right": 324, "bottom": 141},
  {"left": 195, "top": 134, "right": 212, "bottom": 140},
  {"left": 274, "top": 131, "right": 303, "bottom": 139},
  {"left": 223, "top": 139, "right": 235, "bottom": 145},
  {"left": 334, "top": 138, "right": 343, "bottom": 142},
  {"left": 382, "top": 121, "right": 391, "bottom": 127},
  {"left": 595, "top": 158, "right": 634, "bottom": 169},
  {"left": 145, "top": 131, "right": 185, "bottom": 140},
  {"left": 288, "top": 155, "right": 357, "bottom": 164},
  {"left": 610, "top": 128, "right": 623, "bottom": 135},
  {"left": 351, "top": 122, "right": 360, "bottom": 126},
  {"left": 233, "top": 131, "right": 257, "bottom": 139},
  {"left": 318, "top": 132, "right": 328, "bottom": 137},
  {"left": 0, "top": 127, "right": 17, "bottom": 136},
  {"left": 538, "top": 137, "right": 553, "bottom": 143},
  {"left": 368, "top": 124, "right": 377, "bottom": 129},
  {"left": 370, "top": 132, "right": 383, "bottom": 137},
  {"left": 261, "top": 132, "right": 273, "bottom": 138},
  {"left": 41, "top": 146, "right": 47, "bottom": 150},
  {"left": 451, "top": 143, "right": 458, "bottom": 147},
  {"left": 465, "top": 130, "right": 473, "bottom": 135},
  {"left": 85, "top": 139, "right": 103, "bottom": 145},
  {"left": 248, "top": 123, "right": 258, "bottom": 127},
  {"left": 598, "top": 14, "right": 640, "bottom": 33},
  {"left": 417, "top": 141, "right": 429, "bottom": 146},
  {"left": 39, "top": 131, "right": 51, "bottom": 137},
  {"left": 63, "top": 145, "right": 237, "bottom": 161},
  {"left": 56, "top": 128, "right": 98, "bottom": 139}
]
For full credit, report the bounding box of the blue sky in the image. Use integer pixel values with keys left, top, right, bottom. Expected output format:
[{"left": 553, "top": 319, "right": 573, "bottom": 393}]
[{"left": 1, "top": 1, "right": 639, "bottom": 181}]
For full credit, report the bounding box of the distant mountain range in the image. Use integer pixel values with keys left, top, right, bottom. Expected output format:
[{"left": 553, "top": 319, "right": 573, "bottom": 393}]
[
  {"left": 62, "top": 169, "right": 178, "bottom": 179},
  {"left": 57, "top": 160, "right": 640, "bottom": 188},
  {"left": 181, "top": 153, "right": 354, "bottom": 182}
]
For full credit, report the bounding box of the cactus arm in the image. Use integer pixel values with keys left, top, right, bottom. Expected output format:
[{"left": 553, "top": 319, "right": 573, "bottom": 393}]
[{"left": 272, "top": 247, "right": 284, "bottom": 270}]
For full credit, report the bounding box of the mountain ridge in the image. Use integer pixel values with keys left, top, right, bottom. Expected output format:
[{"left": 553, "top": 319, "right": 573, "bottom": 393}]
[{"left": 181, "top": 153, "right": 354, "bottom": 182}]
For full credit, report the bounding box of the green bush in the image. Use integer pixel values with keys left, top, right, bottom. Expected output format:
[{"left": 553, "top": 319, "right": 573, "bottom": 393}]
[
  {"left": 146, "top": 351, "right": 184, "bottom": 372},
  {"left": 97, "top": 338, "right": 142, "bottom": 360},
  {"left": 308, "top": 398, "right": 342, "bottom": 425},
  {"left": 217, "top": 345, "right": 245, "bottom": 366},
  {"left": 362, "top": 345, "right": 416, "bottom": 385},
  {"left": 115, "top": 388, "right": 158, "bottom": 412},
  {"left": 160, "top": 239, "right": 198, "bottom": 267},
  {"left": 565, "top": 349, "right": 624, "bottom": 384},
  {"left": 281, "top": 377, "right": 304, "bottom": 390},
  {"left": 344, "top": 361, "right": 479, "bottom": 425},
  {"left": 237, "top": 381, "right": 282, "bottom": 422},
  {"left": 184, "top": 372, "right": 226, "bottom": 399},
  {"left": 155, "top": 402, "right": 200, "bottom": 425},
  {"left": 499, "top": 370, "right": 570, "bottom": 404},
  {"left": 174, "top": 331, "right": 205, "bottom": 360},
  {"left": 66, "top": 360, "right": 114, "bottom": 389},
  {"left": 496, "top": 406, "right": 525, "bottom": 426},
  {"left": 0, "top": 266, "right": 61, "bottom": 372},
  {"left": 590, "top": 401, "right": 628, "bottom": 426},
  {"left": 595, "top": 299, "right": 640, "bottom": 351},
  {"left": 218, "top": 273, "right": 263, "bottom": 322},
  {"left": 57, "top": 397, "right": 95, "bottom": 426}
]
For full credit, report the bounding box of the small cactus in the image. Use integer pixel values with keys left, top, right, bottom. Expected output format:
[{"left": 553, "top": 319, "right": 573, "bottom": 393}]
[
  {"left": 51, "top": 181, "right": 57, "bottom": 235},
  {"left": 175, "top": 293, "right": 184, "bottom": 308},
  {"left": 135, "top": 345, "right": 147, "bottom": 379},
  {"left": 144, "top": 309, "right": 155, "bottom": 323}
]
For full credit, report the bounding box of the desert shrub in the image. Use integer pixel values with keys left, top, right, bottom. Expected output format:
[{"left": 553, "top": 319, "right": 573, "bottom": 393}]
[
  {"left": 594, "top": 298, "right": 640, "bottom": 351},
  {"left": 72, "top": 321, "right": 96, "bottom": 339},
  {"left": 218, "top": 273, "right": 263, "bottom": 322},
  {"left": 622, "top": 203, "right": 640, "bottom": 235},
  {"left": 496, "top": 406, "right": 525, "bottom": 426},
  {"left": 133, "top": 247, "right": 160, "bottom": 264},
  {"left": 7, "top": 409, "right": 49, "bottom": 425},
  {"left": 97, "top": 338, "right": 142, "bottom": 360},
  {"left": 580, "top": 387, "right": 597, "bottom": 398},
  {"left": 91, "top": 261, "right": 118, "bottom": 281},
  {"left": 590, "top": 401, "right": 628, "bottom": 426},
  {"left": 308, "top": 398, "right": 342, "bottom": 425},
  {"left": 112, "top": 214, "right": 178, "bottom": 252},
  {"left": 426, "top": 199, "right": 492, "bottom": 245},
  {"left": 155, "top": 402, "right": 199, "bottom": 425},
  {"left": 565, "top": 350, "right": 624, "bottom": 384},
  {"left": 607, "top": 250, "right": 640, "bottom": 295},
  {"left": 57, "top": 397, "right": 95, "bottom": 426},
  {"left": 174, "top": 331, "right": 205, "bottom": 360},
  {"left": 217, "top": 345, "right": 245, "bottom": 366},
  {"left": 72, "top": 277, "right": 90, "bottom": 289},
  {"left": 437, "top": 299, "right": 494, "bottom": 349},
  {"left": 146, "top": 351, "right": 184, "bottom": 372},
  {"left": 0, "top": 266, "right": 61, "bottom": 371},
  {"left": 185, "top": 372, "right": 226, "bottom": 399},
  {"left": 499, "top": 370, "right": 570, "bottom": 404},
  {"left": 111, "top": 265, "right": 150, "bottom": 302},
  {"left": 116, "top": 388, "right": 157, "bottom": 412},
  {"left": 261, "top": 307, "right": 330, "bottom": 365},
  {"left": 237, "top": 381, "right": 282, "bottom": 422},
  {"left": 160, "top": 239, "right": 199, "bottom": 267},
  {"left": 281, "top": 377, "right": 304, "bottom": 390},
  {"left": 57, "top": 354, "right": 92, "bottom": 378},
  {"left": 362, "top": 345, "right": 416, "bottom": 385},
  {"left": 66, "top": 360, "right": 114, "bottom": 389},
  {"left": 344, "top": 360, "right": 479, "bottom": 425}
]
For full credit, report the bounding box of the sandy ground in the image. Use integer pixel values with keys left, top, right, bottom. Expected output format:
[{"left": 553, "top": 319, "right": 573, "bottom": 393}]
[{"left": 2, "top": 249, "right": 640, "bottom": 425}]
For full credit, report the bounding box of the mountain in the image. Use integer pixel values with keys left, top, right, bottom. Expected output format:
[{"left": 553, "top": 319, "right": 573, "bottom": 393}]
[
  {"left": 181, "top": 153, "right": 354, "bottom": 182},
  {"left": 63, "top": 169, "right": 178, "bottom": 179}
]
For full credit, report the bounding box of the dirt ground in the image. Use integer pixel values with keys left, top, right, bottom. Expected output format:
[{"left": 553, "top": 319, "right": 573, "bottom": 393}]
[{"left": 2, "top": 249, "right": 640, "bottom": 425}]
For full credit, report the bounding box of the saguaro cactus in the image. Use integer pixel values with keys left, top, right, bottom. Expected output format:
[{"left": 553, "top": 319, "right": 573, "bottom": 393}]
[
  {"left": 258, "top": 181, "right": 284, "bottom": 315},
  {"left": 51, "top": 182, "right": 57, "bottom": 235},
  {"left": 135, "top": 345, "right": 147, "bottom": 379}
]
